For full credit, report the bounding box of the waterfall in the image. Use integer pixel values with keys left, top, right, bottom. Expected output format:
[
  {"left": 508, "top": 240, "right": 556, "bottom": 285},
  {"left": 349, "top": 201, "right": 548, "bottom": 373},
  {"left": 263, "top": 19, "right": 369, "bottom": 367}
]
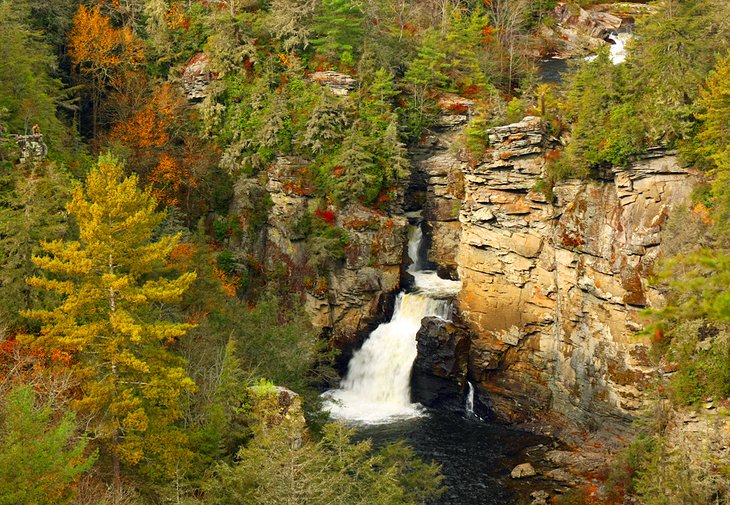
[
  {"left": 323, "top": 220, "right": 462, "bottom": 423},
  {"left": 585, "top": 31, "right": 632, "bottom": 65},
  {"left": 607, "top": 32, "right": 631, "bottom": 65},
  {"left": 465, "top": 381, "right": 475, "bottom": 417}
]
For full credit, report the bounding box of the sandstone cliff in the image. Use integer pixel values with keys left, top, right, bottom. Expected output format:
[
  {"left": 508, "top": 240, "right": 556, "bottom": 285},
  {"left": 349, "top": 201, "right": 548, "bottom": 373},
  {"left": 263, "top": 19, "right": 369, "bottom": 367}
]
[{"left": 456, "top": 117, "right": 701, "bottom": 435}]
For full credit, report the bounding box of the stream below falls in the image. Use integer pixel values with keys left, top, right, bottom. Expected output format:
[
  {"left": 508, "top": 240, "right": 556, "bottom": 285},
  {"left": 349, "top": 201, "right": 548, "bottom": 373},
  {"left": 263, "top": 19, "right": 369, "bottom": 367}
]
[{"left": 355, "top": 412, "right": 552, "bottom": 505}]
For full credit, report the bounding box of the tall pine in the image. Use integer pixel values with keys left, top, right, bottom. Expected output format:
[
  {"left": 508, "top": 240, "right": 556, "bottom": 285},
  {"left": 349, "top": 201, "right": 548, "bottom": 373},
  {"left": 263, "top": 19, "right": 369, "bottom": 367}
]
[{"left": 23, "top": 155, "right": 197, "bottom": 487}]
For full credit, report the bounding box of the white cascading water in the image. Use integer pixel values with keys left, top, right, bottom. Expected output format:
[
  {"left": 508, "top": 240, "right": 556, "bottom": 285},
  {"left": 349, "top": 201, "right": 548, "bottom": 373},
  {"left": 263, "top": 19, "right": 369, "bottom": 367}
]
[
  {"left": 585, "top": 32, "right": 632, "bottom": 65},
  {"left": 323, "top": 222, "right": 462, "bottom": 423},
  {"left": 608, "top": 32, "right": 631, "bottom": 64},
  {"left": 465, "top": 381, "right": 475, "bottom": 417}
]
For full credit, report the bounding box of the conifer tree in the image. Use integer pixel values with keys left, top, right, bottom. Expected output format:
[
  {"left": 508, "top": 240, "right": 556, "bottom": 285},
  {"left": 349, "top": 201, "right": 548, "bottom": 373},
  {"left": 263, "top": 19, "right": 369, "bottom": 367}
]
[
  {"left": 311, "top": 0, "right": 365, "bottom": 66},
  {"left": 0, "top": 386, "right": 97, "bottom": 505},
  {"left": 23, "top": 155, "right": 197, "bottom": 488},
  {"left": 0, "top": 162, "right": 71, "bottom": 329}
]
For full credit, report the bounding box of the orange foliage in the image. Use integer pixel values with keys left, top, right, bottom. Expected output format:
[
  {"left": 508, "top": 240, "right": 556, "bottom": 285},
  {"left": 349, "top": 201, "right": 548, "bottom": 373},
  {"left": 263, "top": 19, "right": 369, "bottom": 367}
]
[
  {"left": 169, "top": 243, "right": 195, "bottom": 266},
  {"left": 68, "top": 5, "right": 144, "bottom": 80},
  {"left": 112, "top": 107, "right": 169, "bottom": 148},
  {"left": 692, "top": 202, "right": 713, "bottom": 224},
  {"left": 213, "top": 267, "right": 238, "bottom": 297},
  {"left": 481, "top": 24, "right": 495, "bottom": 45},
  {"left": 165, "top": 2, "right": 190, "bottom": 31},
  {"left": 149, "top": 154, "right": 191, "bottom": 206}
]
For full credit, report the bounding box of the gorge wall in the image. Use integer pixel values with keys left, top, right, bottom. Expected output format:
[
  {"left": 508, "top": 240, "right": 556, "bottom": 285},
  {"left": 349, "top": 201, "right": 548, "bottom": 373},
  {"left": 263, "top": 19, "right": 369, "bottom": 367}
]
[
  {"left": 255, "top": 97, "right": 701, "bottom": 438},
  {"left": 454, "top": 118, "right": 700, "bottom": 435},
  {"left": 262, "top": 155, "right": 407, "bottom": 356}
]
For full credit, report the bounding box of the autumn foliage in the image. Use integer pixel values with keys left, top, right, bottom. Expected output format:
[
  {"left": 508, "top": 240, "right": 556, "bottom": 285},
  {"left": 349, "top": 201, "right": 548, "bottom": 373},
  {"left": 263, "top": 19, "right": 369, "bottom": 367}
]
[{"left": 110, "top": 84, "right": 203, "bottom": 206}]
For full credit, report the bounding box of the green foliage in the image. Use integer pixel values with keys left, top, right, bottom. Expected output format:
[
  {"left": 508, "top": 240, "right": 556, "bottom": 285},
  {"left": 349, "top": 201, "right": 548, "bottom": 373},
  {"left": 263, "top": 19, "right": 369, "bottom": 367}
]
[
  {"left": 311, "top": 0, "right": 364, "bottom": 66},
  {"left": 0, "top": 0, "right": 74, "bottom": 160},
  {"left": 206, "top": 421, "right": 443, "bottom": 505},
  {"left": 630, "top": 0, "right": 729, "bottom": 144},
  {"left": 0, "top": 161, "right": 71, "bottom": 329},
  {"left": 560, "top": 51, "right": 640, "bottom": 175},
  {"left": 664, "top": 321, "right": 730, "bottom": 405},
  {"left": 0, "top": 386, "right": 96, "bottom": 505},
  {"left": 632, "top": 429, "right": 730, "bottom": 505}
]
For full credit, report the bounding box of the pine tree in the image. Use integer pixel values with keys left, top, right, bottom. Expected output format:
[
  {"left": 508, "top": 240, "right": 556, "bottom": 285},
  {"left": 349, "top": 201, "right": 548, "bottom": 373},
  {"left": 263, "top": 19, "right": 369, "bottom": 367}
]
[
  {"left": 0, "top": 0, "right": 68, "bottom": 146},
  {"left": 311, "top": 0, "right": 365, "bottom": 66},
  {"left": 0, "top": 386, "right": 97, "bottom": 505},
  {"left": 23, "top": 155, "right": 197, "bottom": 488},
  {"left": 0, "top": 161, "right": 71, "bottom": 329}
]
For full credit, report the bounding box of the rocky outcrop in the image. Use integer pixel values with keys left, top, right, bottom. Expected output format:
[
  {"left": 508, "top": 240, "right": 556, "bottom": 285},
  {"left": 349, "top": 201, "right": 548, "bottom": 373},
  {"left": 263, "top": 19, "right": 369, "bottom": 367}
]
[
  {"left": 181, "top": 52, "right": 215, "bottom": 102},
  {"left": 554, "top": 2, "right": 622, "bottom": 39},
  {"left": 263, "top": 156, "right": 406, "bottom": 354},
  {"left": 310, "top": 71, "right": 357, "bottom": 96},
  {"left": 14, "top": 134, "right": 47, "bottom": 161},
  {"left": 411, "top": 317, "right": 471, "bottom": 411},
  {"left": 457, "top": 117, "right": 701, "bottom": 435},
  {"left": 539, "top": 2, "right": 640, "bottom": 59}
]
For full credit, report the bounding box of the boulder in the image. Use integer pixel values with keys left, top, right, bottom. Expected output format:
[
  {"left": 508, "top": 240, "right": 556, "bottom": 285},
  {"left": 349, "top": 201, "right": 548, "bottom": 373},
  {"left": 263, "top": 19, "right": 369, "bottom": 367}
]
[
  {"left": 411, "top": 318, "right": 471, "bottom": 411},
  {"left": 511, "top": 462, "right": 537, "bottom": 479},
  {"left": 181, "top": 52, "right": 215, "bottom": 101},
  {"left": 14, "top": 134, "right": 47, "bottom": 161},
  {"left": 310, "top": 71, "right": 357, "bottom": 96}
]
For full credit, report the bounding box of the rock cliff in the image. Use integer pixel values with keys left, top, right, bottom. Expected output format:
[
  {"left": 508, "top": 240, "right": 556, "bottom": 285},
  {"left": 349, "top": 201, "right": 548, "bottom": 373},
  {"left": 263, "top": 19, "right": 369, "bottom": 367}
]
[
  {"left": 263, "top": 156, "right": 406, "bottom": 358},
  {"left": 408, "top": 93, "right": 473, "bottom": 276},
  {"left": 456, "top": 117, "right": 701, "bottom": 434}
]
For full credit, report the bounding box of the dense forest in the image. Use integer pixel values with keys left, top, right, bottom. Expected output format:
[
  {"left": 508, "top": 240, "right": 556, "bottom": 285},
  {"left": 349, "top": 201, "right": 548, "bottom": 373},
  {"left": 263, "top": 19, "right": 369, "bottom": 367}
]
[{"left": 0, "top": 0, "right": 729, "bottom": 503}]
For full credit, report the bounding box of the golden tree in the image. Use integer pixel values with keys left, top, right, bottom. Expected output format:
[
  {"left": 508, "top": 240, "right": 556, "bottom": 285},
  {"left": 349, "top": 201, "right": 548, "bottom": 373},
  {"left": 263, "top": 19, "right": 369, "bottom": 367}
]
[{"left": 23, "top": 155, "right": 197, "bottom": 489}]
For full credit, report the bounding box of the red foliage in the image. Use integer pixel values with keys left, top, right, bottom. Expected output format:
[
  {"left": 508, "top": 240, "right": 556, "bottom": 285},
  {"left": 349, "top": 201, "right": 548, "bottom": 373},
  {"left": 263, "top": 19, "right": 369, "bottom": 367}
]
[
  {"left": 544, "top": 149, "right": 563, "bottom": 162},
  {"left": 315, "top": 208, "right": 336, "bottom": 224}
]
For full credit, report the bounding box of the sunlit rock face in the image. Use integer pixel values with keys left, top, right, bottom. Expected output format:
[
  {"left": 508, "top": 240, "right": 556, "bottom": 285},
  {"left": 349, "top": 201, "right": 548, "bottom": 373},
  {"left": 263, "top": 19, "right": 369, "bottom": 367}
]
[
  {"left": 181, "top": 52, "right": 215, "bottom": 102},
  {"left": 457, "top": 117, "right": 701, "bottom": 434}
]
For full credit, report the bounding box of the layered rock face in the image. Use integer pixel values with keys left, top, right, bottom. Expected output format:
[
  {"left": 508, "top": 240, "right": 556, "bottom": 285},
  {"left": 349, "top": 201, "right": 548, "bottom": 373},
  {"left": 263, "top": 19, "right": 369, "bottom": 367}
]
[
  {"left": 264, "top": 156, "right": 406, "bottom": 354},
  {"left": 457, "top": 118, "right": 701, "bottom": 433},
  {"left": 408, "top": 94, "right": 473, "bottom": 276}
]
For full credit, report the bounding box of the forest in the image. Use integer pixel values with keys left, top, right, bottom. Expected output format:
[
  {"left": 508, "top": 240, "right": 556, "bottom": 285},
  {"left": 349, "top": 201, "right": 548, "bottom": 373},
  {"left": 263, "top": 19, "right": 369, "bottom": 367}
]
[{"left": 0, "top": 0, "right": 729, "bottom": 503}]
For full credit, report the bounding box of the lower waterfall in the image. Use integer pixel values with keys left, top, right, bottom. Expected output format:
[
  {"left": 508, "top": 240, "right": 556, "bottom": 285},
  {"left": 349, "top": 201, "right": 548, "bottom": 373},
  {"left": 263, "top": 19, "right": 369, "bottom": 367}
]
[{"left": 323, "top": 222, "right": 461, "bottom": 423}]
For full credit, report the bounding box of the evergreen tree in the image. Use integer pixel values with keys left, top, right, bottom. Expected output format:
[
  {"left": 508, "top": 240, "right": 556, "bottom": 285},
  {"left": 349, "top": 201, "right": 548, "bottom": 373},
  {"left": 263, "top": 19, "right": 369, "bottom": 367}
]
[
  {"left": 0, "top": 386, "right": 96, "bottom": 505},
  {"left": 23, "top": 155, "right": 197, "bottom": 488},
  {"left": 0, "top": 162, "right": 71, "bottom": 329},
  {"left": 311, "top": 0, "right": 365, "bottom": 66},
  {"left": 0, "top": 0, "right": 69, "bottom": 149},
  {"left": 629, "top": 0, "right": 729, "bottom": 143}
]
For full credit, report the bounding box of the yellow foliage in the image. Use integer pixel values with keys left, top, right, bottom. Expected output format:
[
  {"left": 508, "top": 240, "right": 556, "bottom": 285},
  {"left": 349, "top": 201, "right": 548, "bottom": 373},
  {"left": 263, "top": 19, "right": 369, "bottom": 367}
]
[{"left": 23, "top": 155, "right": 197, "bottom": 478}]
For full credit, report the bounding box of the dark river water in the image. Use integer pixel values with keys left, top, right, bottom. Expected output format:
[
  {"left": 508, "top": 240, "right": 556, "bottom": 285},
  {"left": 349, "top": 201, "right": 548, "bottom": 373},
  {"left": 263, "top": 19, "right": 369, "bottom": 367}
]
[
  {"left": 354, "top": 410, "right": 553, "bottom": 505},
  {"left": 538, "top": 58, "right": 570, "bottom": 84}
]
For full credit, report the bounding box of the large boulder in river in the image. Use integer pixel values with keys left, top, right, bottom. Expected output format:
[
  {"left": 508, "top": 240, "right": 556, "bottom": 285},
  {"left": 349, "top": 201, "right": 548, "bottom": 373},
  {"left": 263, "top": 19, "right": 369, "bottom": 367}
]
[{"left": 411, "top": 317, "right": 471, "bottom": 411}]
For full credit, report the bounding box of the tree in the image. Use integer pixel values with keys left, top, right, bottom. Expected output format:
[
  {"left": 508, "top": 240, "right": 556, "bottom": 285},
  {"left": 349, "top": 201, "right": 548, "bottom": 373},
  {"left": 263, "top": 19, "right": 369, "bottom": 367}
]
[
  {"left": 0, "top": 0, "right": 69, "bottom": 149},
  {"left": 23, "top": 155, "right": 197, "bottom": 492},
  {"left": 266, "top": 0, "right": 317, "bottom": 52},
  {"left": 311, "top": 0, "right": 365, "bottom": 66},
  {"left": 0, "top": 385, "right": 97, "bottom": 505},
  {"left": 205, "top": 391, "right": 444, "bottom": 505},
  {"left": 0, "top": 162, "right": 71, "bottom": 330},
  {"left": 68, "top": 5, "right": 144, "bottom": 137},
  {"left": 629, "top": 0, "right": 728, "bottom": 143}
]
